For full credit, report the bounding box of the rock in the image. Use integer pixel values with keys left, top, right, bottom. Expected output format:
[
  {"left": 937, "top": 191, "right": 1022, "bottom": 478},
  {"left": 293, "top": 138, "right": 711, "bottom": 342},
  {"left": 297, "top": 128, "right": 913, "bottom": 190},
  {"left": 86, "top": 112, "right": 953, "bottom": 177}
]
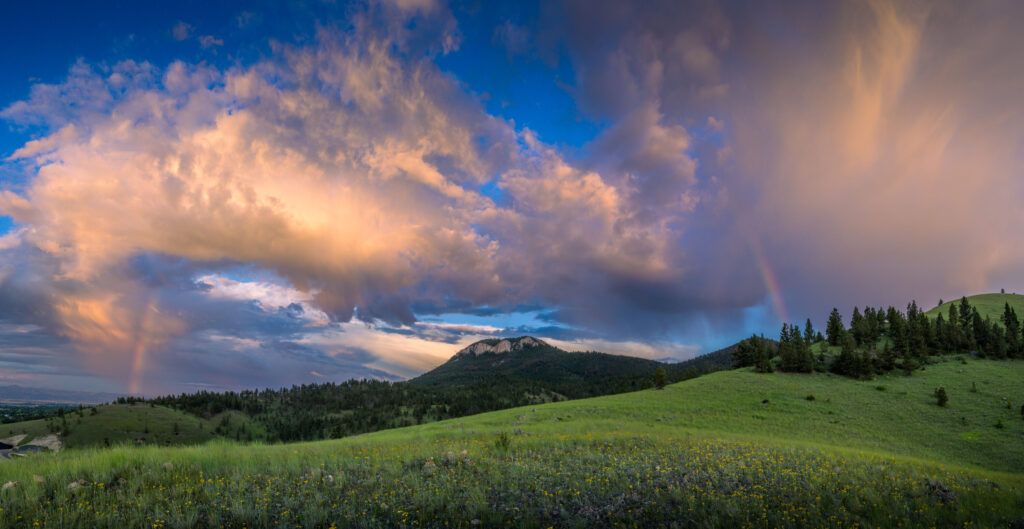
[
  {"left": 67, "top": 480, "right": 87, "bottom": 491},
  {"left": 33, "top": 475, "right": 45, "bottom": 484},
  {"left": 455, "top": 337, "right": 548, "bottom": 357},
  {"left": 925, "top": 479, "right": 956, "bottom": 504},
  {"left": 162, "top": 462, "right": 174, "bottom": 470},
  {"left": 2, "top": 481, "right": 17, "bottom": 491}
]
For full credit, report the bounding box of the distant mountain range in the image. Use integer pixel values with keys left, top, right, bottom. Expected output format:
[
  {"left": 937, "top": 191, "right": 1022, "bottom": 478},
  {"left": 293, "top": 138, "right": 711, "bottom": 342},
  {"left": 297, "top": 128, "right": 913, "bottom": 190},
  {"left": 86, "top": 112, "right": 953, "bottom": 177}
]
[{"left": 0, "top": 385, "right": 123, "bottom": 404}]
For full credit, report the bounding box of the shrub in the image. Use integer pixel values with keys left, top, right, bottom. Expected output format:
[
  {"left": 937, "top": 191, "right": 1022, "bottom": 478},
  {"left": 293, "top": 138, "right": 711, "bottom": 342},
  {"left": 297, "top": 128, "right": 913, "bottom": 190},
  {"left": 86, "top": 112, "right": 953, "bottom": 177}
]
[
  {"left": 995, "top": 419, "right": 1005, "bottom": 429},
  {"left": 934, "top": 387, "right": 949, "bottom": 407},
  {"left": 875, "top": 385, "right": 886, "bottom": 391},
  {"left": 494, "top": 431, "right": 512, "bottom": 452},
  {"left": 805, "top": 394, "right": 815, "bottom": 401},
  {"left": 970, "top": 382, "right": 978, "bottom": 393}
]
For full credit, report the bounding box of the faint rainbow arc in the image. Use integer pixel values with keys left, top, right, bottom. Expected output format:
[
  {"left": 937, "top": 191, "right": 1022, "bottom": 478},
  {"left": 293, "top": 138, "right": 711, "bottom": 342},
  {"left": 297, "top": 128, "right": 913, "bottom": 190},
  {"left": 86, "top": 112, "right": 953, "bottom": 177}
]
[
  {"left": 128, "top": 296, "right": 159, "bottom": 395},
  {"left": 748, "top": 238, "right": 789, "bottom": 323}
]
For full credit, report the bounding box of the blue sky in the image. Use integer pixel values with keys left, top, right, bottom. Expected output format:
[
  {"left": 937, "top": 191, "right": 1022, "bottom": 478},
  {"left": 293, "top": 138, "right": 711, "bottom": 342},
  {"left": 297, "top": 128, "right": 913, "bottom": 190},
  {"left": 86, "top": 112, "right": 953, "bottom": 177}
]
[{"left": 1, "top": 0, "right": 1022, "bottom": 394}]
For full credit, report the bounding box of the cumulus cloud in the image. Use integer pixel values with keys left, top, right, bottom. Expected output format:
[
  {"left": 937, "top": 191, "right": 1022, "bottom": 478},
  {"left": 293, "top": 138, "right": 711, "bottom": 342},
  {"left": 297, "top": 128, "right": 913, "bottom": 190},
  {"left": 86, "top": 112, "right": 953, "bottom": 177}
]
[
  {"left": 7, "top": 0, "right": 1018, "bottom": 393},
  {"left": 0, "top": 5, "right": 708, "bottom": 392}
]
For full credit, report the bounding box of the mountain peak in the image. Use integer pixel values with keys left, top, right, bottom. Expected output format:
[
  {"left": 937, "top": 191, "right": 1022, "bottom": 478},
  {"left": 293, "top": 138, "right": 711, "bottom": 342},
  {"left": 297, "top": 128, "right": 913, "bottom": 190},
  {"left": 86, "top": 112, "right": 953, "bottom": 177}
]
[{"left": 455, "top": 336, "right": 550, "bottom": 357}]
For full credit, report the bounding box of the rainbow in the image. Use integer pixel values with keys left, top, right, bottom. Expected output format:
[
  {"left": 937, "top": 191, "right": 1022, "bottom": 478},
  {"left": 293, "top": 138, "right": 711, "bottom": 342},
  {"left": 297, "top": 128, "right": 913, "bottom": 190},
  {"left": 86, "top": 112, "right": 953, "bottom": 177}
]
[
  {"left": 748, "top": 238, "right": 789, "bottom": 323},
  {"left": 128, "top": 296, "right": 159, "bottom": 395}
]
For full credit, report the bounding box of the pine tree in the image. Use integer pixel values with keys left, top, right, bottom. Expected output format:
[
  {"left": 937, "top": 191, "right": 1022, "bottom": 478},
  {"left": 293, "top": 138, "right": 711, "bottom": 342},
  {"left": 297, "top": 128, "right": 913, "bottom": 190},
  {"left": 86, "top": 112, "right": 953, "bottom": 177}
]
[
  {"left": 832, "top": 334, "right": 858, "bottom": 377},
  {"left": 888, "top": 307, "right": 907, "bottom": 355},
  {"left": 754, "top": 336, "right": 773, "bottom": 373},
  {"left": 878, "top": 341, "right": 896, "bottom": 371},
  {"left": 947, "top": 303, "right": 962, "bottom": 352},
  {"left": 653, "top": 367, "right": 667, "bottom": 390},
  {"left": 1002, "top": 303, "right": 1021, "bottom": 358},
  {"left": 858, "top": 347, "right": 875, "bottom": 379},
  {"left": 826, "top": 308, "right": 845, "bottom": 346},
  {"left": 778, "top": 323, "right": 794, "bottom": 371},
  {"left": 797, "top": 332, "right": 814, "bottom": 372},
  {"left": 934, "top": 313, "right": 948, "bottom": 352},
  {"left": 803, "top": 319, "right": 816, "bottom": 343},
  {"left": 732, "top": 336, "right": 757, "bottom": 368},
  {"left": 851, "top": 307, "right": 866, "bottom": 345}
]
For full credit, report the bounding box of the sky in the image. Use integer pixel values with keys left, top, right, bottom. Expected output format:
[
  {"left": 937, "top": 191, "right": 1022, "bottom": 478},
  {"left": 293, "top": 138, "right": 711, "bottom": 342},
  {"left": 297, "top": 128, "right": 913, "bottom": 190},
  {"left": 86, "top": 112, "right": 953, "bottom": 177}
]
[{"left": 1, "top": 0, "right": 1023, "bottom": 395}]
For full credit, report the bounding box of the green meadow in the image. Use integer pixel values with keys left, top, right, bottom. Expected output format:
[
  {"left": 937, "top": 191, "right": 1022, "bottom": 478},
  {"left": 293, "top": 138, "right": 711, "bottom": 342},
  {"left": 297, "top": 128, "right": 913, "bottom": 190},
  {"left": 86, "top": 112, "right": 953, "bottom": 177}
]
[
  {"left": 1, "top": 356, "right": 1022, "bottom": 527},
  {"left": 925, "top": 292, "right": 1024, "bottom": 322}
]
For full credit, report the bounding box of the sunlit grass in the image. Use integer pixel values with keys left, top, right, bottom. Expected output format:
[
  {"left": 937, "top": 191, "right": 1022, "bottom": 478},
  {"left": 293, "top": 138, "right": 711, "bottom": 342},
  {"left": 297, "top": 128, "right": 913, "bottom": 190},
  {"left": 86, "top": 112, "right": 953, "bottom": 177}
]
[{"left": 1, "top": 356, "right": 1022, "bottom": 527}]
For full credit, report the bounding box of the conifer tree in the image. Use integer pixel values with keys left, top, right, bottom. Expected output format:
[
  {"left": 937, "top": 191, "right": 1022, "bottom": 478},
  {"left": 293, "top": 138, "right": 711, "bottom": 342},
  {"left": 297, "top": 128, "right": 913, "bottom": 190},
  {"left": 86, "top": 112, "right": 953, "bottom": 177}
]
[
  {"left": 826, "top": 308, "right": 845, "bottom": 346},
  {"left": 878, "top": 341, "right": 896, "bottom": 371},
  {"left": 797, "top": 332, "right": 814, "bottom": 372},
  {"left": 778, "top": 323, "right": 794, "bottom": 371},
  {"left": 754, "top": 335, "right": 773, "bottom": 373},
  {"left": 732, "top": 336, "right": 757, "bottom": 368},
  {"left": 947, "top": 303, "right": 962, "bottom": 352},
  {"left": 803, "top": 319, "right": 816, "bottom": 344},
  {"left": 858, "top": 347, "right": 875, "bottom": 380},
  {"left": 1002, "top": 303, "right": 1021, "bottom": 358},
  {"left": 832, "top": 334, "right": 858, "bottom": 377},
  {"left": 851, "top": 307, "right": 866, "bottom": 345},
  {"left": 653, "top": 367, "right": 667, "bottom": 390}
]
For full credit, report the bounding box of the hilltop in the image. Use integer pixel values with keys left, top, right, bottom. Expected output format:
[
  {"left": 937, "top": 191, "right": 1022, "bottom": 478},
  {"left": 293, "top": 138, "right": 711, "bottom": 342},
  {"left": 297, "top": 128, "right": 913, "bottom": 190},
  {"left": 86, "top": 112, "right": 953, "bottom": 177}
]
[
  {"left": 410, "top": 336, "right": 667, "bottom": 387},
  {"left": 926, "top": 292, "right": 1024, "bottom": 323}
]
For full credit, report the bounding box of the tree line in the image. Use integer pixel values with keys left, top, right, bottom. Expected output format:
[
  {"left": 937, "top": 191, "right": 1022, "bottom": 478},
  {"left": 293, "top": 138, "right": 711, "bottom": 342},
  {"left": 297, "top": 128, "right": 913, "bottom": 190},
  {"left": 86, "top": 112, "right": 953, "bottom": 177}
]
[
  {"left": 146, "top": 366, "right": 711, "bottom": 443},
  {"left": 733, "top": 297, "right": 1023, "bottom": 379}
]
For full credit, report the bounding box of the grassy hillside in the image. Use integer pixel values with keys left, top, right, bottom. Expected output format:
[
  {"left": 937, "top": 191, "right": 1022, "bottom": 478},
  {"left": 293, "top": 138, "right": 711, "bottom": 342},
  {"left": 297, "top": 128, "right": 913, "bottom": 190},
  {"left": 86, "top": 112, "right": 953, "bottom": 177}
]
[
  {"left": 1, "top": 356, "right": 1022, "bottom": 527},
  {"left": 416, "top": 356, "right": 1024, "bottom": 472},
  {"left": 0, "top": 404, "right": 263, "bottom": 449},
  {"left": 926, "top": 292, "right": 1024, "bottom": 322}
]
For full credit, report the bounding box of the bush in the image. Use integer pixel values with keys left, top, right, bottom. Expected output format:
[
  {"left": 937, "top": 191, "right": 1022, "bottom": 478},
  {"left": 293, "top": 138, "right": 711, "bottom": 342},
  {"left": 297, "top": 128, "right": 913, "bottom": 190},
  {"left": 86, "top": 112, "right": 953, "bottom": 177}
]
[
  {"left": 934, "top": 387, "right": 949, "bottom": 407},
  {"left": 995, "top": 419, "right": 1005, "bottom": 429},
  {"left": 805, "top": 394, "right": 815, "bottom": 401},
  {"left": 494, "top": 431, "right": 512, "bottom": 452}
]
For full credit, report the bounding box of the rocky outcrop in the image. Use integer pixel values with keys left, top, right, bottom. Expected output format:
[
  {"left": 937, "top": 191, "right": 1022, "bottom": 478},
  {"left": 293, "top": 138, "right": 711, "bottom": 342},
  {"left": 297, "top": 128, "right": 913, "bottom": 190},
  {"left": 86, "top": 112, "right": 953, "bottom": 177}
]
[{"left": 455, "top": 337, "right": 548, "bottom": 357}]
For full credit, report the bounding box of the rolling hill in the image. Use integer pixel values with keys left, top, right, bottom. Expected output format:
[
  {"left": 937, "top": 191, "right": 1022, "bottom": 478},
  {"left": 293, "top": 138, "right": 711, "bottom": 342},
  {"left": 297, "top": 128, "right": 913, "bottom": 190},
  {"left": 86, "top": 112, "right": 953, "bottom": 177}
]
[
  {"left": 0, "top": 404, "right": 262, "bottom": 450},
  {"left": 926, "top": 292, "right": 1024, "bottom": 322},
  {"left": 0, "top": 336, "right": 723, "bottom": 448},
  {"left": 0, "top": 355, "right": 1021, "bottom": 527}
]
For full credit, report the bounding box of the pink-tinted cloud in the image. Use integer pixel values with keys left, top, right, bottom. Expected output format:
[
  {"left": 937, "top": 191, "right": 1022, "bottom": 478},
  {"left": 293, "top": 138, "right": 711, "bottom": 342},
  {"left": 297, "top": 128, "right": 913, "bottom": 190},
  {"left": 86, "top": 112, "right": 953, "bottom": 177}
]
[
  {"left": 0, "top": 7, "right": 704, "bottom": 391},
  {"left": 558, "top": 0, "right": 1024, "bottom": 322}
]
